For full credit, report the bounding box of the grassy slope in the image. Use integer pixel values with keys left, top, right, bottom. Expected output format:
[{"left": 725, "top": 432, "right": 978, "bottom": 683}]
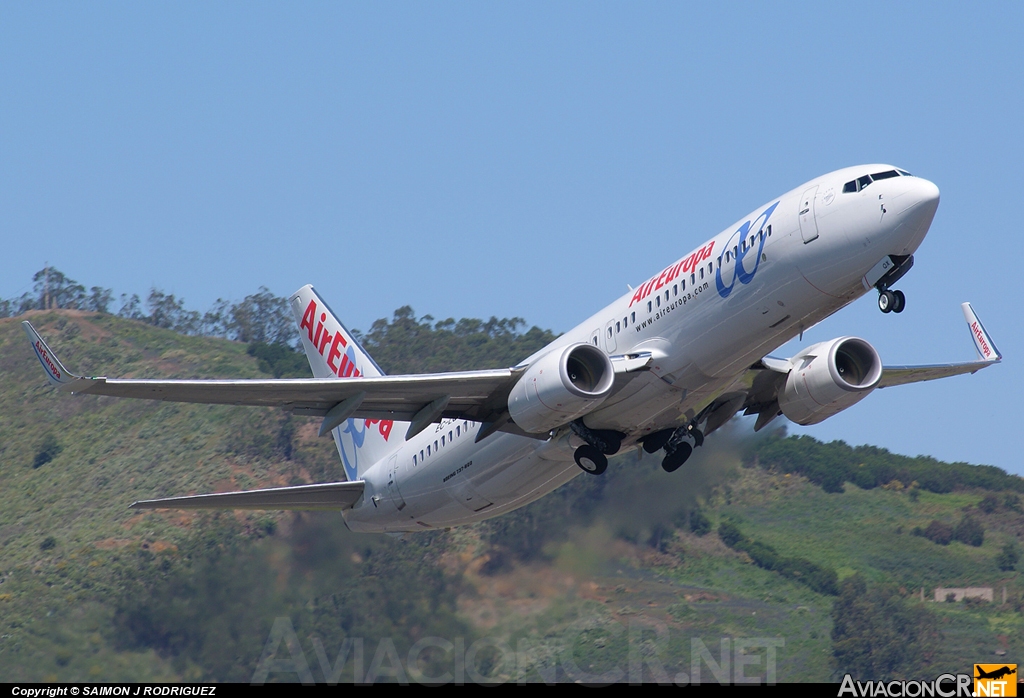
[
  {"left": 0, "top": 310, "right": 1020, "bottom": 681},
  {"left": 0, "top": 311, "right": 338, "bottom": 680}
]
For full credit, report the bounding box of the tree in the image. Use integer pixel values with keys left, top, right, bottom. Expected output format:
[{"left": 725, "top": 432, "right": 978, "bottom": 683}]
[
  {"left": 953, "top": 516, "right": 984, "bottom": 547},
  {"left": 226, "top": 287, "right": 298, "bottom": 346},
  {"left": 996, "top": 543, "right": 1019, "bottom": 572},
  {"left": 146, "top": 290, "right": 201, "bottom": 334},
  {"left": 22, "top": 267, "right": 86, "bottom": 311},
  {"left": 832, "top": 576, "right": 939, "bottom": 679}
]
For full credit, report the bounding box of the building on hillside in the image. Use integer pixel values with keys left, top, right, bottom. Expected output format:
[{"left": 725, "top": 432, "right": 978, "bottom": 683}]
[{"left": 933, "top": 587, "right": 994, "bottom": 602}]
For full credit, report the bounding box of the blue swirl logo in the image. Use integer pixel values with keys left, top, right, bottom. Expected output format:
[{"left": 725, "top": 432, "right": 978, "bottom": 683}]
[
  {"left": 332, "top": 345, "right": 363, "bottom": 481},
  {"left": 716, "top": 201, "right": 780, "bottom": 298}
]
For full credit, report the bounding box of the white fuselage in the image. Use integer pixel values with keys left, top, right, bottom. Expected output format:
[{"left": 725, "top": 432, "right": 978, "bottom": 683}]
[{"left": 345, "top": 165, "right": 941, "bottom": 533}]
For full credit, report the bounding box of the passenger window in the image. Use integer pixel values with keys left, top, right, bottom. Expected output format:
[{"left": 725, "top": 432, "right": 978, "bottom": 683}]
[
  {"left": 690, "top": 273, "right": 696, "bottom": 285},
  {"left": 699, "top": 268, "right": 704, "bottom": 279},
  {"left": 607, "top": 327, "right": 612, "bottom": 339},
  {"left": 672, "top": 284, "right": 677, "bottom": 296},
  {"left": 656, "top": 295, "right": 661, "bottom": 307},
  {"left": 681, "top": 279, "right": 686, "bottom": 290},
  {"left": 413, "top": 455, "right": 418, "bottom": 466},
  {"left": 615, "top": 321, "right": 620, "bottom": 332},
  {"left": 421, "top": 449, "right": 425, "bottom": 460},
  {"left": 726, "top": 251, "right": 731, "bottom": 262},
  {"left": 434, "top": 440, "right": 438, "bottom": 451},
  {"left": 648, "top": 301, "right": 652, "bottom": 312},
  {"left": 767, "top": 225, "right": 772, "bottom": 236},
  {"left": 631, "top": 312, "right": 635, "bottom": 323},
  {"left": 665, "top": 290, "right": 669, "bottom": 302},
  {"left": 449, "top": 430, "right": 453, "bottom": 442},
  {"left": 427, "top": 445, "right": 431, "bottom": 456},
  {"left": 456, "top": 425, "right": 461, "bottom": 437},
  {"left": 708, "top": 262, "right": 713, "bottom": 274},
  {"left": 441, "top": 435, "right": 445, "bottom": 446}
]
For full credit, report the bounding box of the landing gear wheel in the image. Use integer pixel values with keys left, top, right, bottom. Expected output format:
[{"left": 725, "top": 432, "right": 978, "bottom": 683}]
[
  {"left": 878, "top": 290, "right": 896, "bottom": 313},
  {"left": 574, "top": 445, "right": 608, "bottom": 475},
  {"left": 689, "top": 427, "right": 705, "bottom": 449},
  {"left": 661, "top": 442, "right": 693, "bottom": 473},
  {"left": 641, "top": 429, "right": 674, "bottom": 454},
  {"left": 892, "top": 289, "right": 906, "bottom": 314}
]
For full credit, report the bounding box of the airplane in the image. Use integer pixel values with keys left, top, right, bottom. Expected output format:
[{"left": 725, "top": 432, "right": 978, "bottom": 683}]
[
  {"left": 975, "top": 666, "right": 1016, "bottom": 681},
  {"left": 24, "top": 164, "right": 1002, "bottom": 534}
]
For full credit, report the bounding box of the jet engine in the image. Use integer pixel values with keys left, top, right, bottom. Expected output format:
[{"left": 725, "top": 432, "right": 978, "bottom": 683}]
[
  {"left": 778, "top": 337, "right": 883, "bottom": 425},
  {"left": 508, "top": 343, "right": 615, "bottom": 433}
]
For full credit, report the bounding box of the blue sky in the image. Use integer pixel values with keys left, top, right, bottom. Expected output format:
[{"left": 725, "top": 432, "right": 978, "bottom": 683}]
[{"left": 2, "top": 3, "right": 1021, "bottom": 474}]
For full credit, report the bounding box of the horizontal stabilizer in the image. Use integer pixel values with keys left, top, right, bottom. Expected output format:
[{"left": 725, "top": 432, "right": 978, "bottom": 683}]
[{"left": 130, "top": 480, "right": 365, "bottom": 511}]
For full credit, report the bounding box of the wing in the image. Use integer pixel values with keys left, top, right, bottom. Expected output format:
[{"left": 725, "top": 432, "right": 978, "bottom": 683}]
[
  {"left": 877, "top": 303, "right": 1002, "bottom": 387},
  {"left": 23, "top": 321, "right": 652, "bottom": 439},
  {"left": 717, "top": 302, "right": 1001, "bottom": 432},
  {"left": 130, "top": 480, "right": 365, "bottom": 511}
]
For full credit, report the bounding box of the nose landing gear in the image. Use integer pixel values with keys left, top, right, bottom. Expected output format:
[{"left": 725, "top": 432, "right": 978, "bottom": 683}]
[{"left": 878, "top": 289, "right": 906, "bottom": 314}]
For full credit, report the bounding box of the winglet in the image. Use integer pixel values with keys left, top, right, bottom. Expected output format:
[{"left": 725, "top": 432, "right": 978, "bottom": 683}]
[
  {"left": 961, "top": 303, "right": 1001, "bottom": 363},
  {"left": 22, "top": 321, "right": 82, "bottom": 387}
]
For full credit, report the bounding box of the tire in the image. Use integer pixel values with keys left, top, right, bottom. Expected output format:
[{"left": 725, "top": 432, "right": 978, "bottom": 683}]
[
  {"left": 574, "top": 445, "right": 608, "bottom": 475},
  {"left": 661, "top": 442, "right": 693, "bottom": 473},
  {"left": 892, "top": 290, "right": 906, "bottom": 314},
  {"left": 641, "top": 429, "right": 674, "bottom": 454},
  {"left": 878, "top": 291, "right": 895, "bottom": 313}
]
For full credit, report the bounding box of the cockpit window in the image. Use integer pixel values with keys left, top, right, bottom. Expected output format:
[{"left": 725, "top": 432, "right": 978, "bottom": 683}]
[{"left": 843, "top": 169, "right": 913, "bottom": 193}]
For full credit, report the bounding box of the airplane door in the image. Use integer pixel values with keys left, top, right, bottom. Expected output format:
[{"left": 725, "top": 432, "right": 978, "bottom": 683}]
[
  {"left": 604, "top": 320, "right": 617, "bottom": 353},
  {"left": 798, "top": 186, "right": 820, "bottom": 243},
  {"left": 386, "top": 454, "right": 406, "bottom": 512}
]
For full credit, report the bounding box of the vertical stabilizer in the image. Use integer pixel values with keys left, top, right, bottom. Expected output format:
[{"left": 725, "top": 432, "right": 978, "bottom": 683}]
[{"left": 290, "top": 285, "right": 409, "bottom": 481}]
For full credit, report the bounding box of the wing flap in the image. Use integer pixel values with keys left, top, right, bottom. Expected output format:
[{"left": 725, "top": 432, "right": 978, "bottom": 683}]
[{"left": 130, "top": 480, "right": 365, "bottom": 511}]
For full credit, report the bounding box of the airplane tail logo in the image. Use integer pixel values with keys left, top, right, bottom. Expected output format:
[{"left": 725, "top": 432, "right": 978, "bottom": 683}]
[{"left": 289, "top": 285, "right": 409, "bottom": 481}]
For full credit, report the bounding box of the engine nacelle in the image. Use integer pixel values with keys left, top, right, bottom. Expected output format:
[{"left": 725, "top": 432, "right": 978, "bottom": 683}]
[
  {"left": 778, "top": 336, "right": 883, "bottom": 426},
  {"left": 508, "top": 343, "right": 615, "bottom": 433}
]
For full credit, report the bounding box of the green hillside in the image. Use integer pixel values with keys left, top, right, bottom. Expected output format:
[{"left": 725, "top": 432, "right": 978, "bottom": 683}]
[{"left": 0, "top": 310, "right": 1020, "bottom": 683}]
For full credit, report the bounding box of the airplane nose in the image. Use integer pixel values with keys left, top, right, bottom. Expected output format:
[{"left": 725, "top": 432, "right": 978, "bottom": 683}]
[
  {"left": 913, "top": 177, "right": 940, "bottom": 211},
  {"left": 901, "top": 177, "right": 940, "bottom": 221},
  {"left": 892, "top": 176, "right": 940, "bottom": 253}
]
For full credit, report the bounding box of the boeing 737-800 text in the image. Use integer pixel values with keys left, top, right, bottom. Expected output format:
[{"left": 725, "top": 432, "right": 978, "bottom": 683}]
[{"left": 25, "top": 165, "right": 1001, "bottom": 533}]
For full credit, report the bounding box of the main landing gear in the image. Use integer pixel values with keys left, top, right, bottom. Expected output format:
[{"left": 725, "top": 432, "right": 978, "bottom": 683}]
[
  {"left": 659, "top": 421, "right": 704, "bottom": 473},
  {"left": 878, "top": 289, "right": 906, "bottom": 314},
  {"left": 637, "top": 420, "right": 706, "bottom": 473},
  {"left": 571, "top": 419, "right": 624, "bottom": 476}
]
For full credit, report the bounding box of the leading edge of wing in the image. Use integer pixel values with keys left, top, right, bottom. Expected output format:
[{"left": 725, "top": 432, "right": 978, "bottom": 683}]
[
  {"left": 74, "top": 370, "right": 518, "bottom": 417},
  {"left": 130, "top": 480, "right": 365, "bottom": 511},
  {"left": 23, "top": 320, "right": 519, "bottom": 418}
]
